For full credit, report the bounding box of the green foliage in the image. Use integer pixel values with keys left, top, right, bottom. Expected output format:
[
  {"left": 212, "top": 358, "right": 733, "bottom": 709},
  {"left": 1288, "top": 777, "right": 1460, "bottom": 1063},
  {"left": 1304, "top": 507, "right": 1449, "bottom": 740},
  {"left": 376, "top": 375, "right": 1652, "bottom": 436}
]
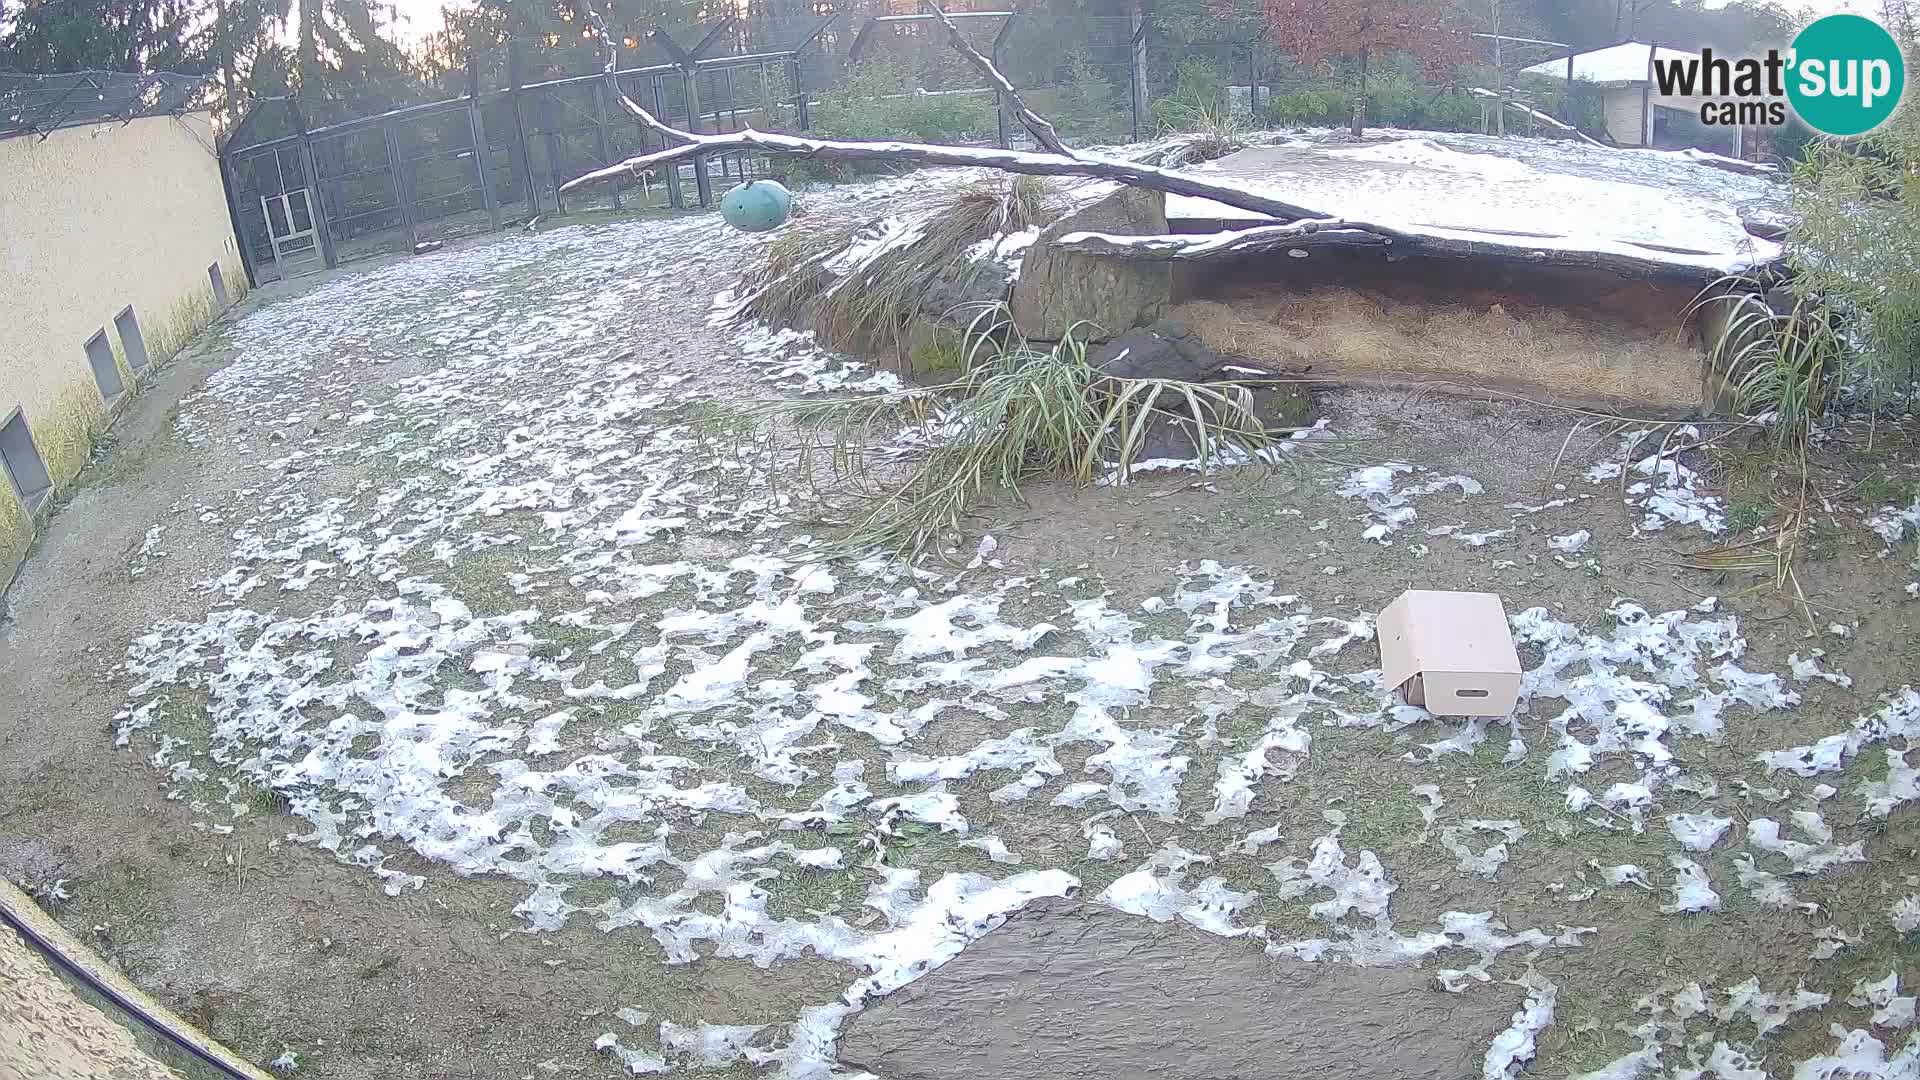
[
  {"left": 1149, "top": 56, "right": 1254, "bottom": 161},
  {"left": 1150, "top": 57, "right": 1228, "bottom": 131},
  {"left": 0, "top": 0, "right": 208, "bottom": 72},
  {"left": 1510, "top": 77, "right": 1607, "bottom": 135},
  {"left": 1265, "top": 85, "right": 1350, "bottom": 126},
  {"left": 1054, "top": 51, "right": 1128, "bottom": 142},
  {"left": 1695, "top": 286, "right": 1847, "bottom": 447},
  {"left": 1262, "top": 68, "right": 1487, "bottom": 133},
  {"left": 1768, "top": 114, "right": 1820, "bottom": 168},
  {"left": 1724, "top": 496, "right": 1771, "bottom": 533},
  {"left": 1788, "top": 92, "right": 1920, "bottom": 404},
  {"left": 909, "top": 329, "right": 968, "bottom": 379},
  {"left": 814, "top": 57, "right": 997, "bottom": 143},
  {"left": 1857, "top": 466, "right": 1909, "bottom": 509}
]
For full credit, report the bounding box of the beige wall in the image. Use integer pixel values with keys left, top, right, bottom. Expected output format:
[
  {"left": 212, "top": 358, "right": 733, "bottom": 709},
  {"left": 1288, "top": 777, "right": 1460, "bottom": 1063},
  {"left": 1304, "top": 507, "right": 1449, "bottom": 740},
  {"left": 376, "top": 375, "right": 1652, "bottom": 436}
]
[
  {"left": 1603, "top": 87, "right": 1648, "bottom": 146},
  {"left": 0, "top": 110, "right": 244, "bottom": 582}
]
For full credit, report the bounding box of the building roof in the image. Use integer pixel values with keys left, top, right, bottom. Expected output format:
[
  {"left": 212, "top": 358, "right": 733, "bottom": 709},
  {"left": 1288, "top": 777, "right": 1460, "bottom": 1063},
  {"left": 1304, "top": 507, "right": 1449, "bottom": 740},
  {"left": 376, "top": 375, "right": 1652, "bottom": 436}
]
[
  {"left": 1520, "top": 42, "right": 1696, "bottom": 87},
  {"left": 0, "top": 70, "right": 207, "bottom": 142}
]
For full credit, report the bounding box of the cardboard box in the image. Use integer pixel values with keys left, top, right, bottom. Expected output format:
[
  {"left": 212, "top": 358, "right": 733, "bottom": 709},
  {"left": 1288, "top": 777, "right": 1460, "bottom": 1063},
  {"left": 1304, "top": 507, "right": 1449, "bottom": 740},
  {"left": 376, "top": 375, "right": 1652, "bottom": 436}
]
[{"left": 1378, "top": 590, "right": 1522, "bottom": 717}]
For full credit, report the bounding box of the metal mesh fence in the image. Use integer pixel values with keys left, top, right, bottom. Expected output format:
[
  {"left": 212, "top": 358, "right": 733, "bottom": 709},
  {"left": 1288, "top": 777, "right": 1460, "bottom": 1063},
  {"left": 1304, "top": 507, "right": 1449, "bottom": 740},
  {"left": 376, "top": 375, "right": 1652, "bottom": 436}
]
[
  {"left": 219, "top": 10, "right": 1591, "bottom": 283},
  {"left": 1, "top": 71, "right": 207, "bottom": 141}
]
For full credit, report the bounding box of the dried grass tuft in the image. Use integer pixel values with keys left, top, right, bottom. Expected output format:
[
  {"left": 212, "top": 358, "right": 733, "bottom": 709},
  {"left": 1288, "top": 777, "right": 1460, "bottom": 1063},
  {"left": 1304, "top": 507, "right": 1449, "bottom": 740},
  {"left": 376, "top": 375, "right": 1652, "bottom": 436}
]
[
  {"left": 702, "top": 306, "right": 1290, "bottom": 558},
  {"left": 733, "top": 176, "right": 1066, "bottom": 356}
]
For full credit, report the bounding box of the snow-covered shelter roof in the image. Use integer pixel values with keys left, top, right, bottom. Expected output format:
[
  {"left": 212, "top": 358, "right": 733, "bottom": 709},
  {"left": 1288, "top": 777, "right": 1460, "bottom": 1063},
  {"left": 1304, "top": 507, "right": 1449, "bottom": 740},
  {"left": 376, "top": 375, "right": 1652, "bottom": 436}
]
[
  {"left": 1168, "top": 131, "right": 1785, "bottom": 277},
  {"left": 1520, "top": 42, "right": 1695, "bottom": 87}
]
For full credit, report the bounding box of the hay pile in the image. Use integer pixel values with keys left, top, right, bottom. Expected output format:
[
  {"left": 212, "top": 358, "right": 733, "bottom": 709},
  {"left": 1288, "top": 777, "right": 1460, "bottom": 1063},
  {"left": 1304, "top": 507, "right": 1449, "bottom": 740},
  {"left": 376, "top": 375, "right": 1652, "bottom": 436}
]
[{"left": 1172, "top": 284, "right": 1703, "bottom": 409}]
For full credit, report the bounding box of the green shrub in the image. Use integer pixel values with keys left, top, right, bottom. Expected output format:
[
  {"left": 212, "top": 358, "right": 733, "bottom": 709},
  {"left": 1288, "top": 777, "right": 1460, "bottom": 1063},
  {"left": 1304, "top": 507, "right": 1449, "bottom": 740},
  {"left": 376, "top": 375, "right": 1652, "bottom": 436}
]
[
  {"left": 814, "top": 57, "right": 997, "bottom": 143},
  {"left": 1789, "top": 80, "right": 1920, "bottom": 406},
  {"left": 1265, "top": 85, "right": 1346, "bottom": 127},
  {"left": 1150, "top": 57, "right": 1228, "bottom": 132},
  {"left": 1056, "top": 51, "right": 1127, "bottom": 142},
  {"left": 1367, "top": 69, "right": 1422, "bottom": 128},
  {"left": 910, "top": 328, "right": 968, "bottom": 379}
]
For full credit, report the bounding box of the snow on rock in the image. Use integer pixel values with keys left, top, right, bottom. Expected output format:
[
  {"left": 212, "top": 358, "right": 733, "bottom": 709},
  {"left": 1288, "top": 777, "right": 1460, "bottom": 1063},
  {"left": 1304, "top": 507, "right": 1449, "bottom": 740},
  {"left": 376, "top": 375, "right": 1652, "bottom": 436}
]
[{"left": 1165, "top": 132, "right": 1783, "bottom": 276}]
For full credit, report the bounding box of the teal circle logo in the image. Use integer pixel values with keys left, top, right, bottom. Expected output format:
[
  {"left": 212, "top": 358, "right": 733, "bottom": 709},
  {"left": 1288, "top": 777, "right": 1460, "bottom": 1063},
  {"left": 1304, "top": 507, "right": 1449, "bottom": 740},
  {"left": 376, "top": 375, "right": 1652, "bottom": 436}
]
[{"left": 1787, "top": 14, "right": 1905, "bottom": 136}]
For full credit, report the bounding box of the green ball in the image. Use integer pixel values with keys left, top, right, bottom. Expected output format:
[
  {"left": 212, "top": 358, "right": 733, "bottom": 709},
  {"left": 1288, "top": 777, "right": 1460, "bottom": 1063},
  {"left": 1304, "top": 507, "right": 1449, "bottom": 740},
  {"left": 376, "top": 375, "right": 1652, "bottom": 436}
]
[{"left": 719, "top": 180, "right": 793, "bottom": 233}]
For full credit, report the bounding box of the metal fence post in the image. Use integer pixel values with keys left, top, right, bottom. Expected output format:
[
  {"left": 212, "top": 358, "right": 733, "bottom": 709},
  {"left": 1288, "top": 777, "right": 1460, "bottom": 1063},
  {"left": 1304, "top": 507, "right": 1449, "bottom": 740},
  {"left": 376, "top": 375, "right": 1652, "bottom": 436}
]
[
  {"left": 467, "top": 55, "right": 501, "bottom": 232},
  {"left": 686, "top": 70, "right": 711, "bottom": 207},
  {"left": 507, "top": 38, "right": 539, "bottom": 214},
  {"left": 992, "top": 14, "right": 1016, "bottom": 149},
  {"left": 289, "top": 102, "right": 337, "bottom": 269},
  {"left": 594, "top": 79, "right": 623, "bottom": 210},
  {"left": 1130, "top": 9, "right": 1149, "bottom": 142},
  {"left": 302, "top": 138, "right": 338, "bottom": 269},
  {"left": 788, "top": 12, "right": 836, "bottom": 132},
  {"left": 654, "top": 76, "right": 684, "bottom": 209},
  {"left": 790, "top": 56, "right": 810, "bottom": 130},
  {"left": 1564, "top": 54, "right": 1575, "bottom": 125},
  {"left": 382, "top": 121, "right": 419, "bottom": 250},
  {"left": 543, "top": 90, "right": 566, "bottom": 214},
  {"left": 217, "top": 152, "right": 261, "bottom": 287}
]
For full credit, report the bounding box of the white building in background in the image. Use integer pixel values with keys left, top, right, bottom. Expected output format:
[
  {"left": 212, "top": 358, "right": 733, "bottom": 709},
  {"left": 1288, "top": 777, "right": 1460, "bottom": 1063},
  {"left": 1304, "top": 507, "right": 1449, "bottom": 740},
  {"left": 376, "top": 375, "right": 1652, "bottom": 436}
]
[
  {"left": 0, "top": 70, "right": 246, "bottom": 588},
  {"left": 1521, "top": 41, "right": 1735, "bottom": 152}
]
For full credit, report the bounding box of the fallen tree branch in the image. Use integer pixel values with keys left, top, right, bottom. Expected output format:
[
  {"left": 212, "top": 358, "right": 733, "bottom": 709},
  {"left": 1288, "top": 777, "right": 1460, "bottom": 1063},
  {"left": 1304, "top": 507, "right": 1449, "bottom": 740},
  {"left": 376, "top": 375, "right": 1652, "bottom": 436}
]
[
  {"left": 1466, "top": 88, "right": 1606, "bottom": 148},
  {"left": 571, "top": 0, "right": 690, "bottom": 147},
  {"left": 560, "top": 0, "right": 1764, "bottom": 285},
  {"left": 1052, "top": 219, "right": 1378, "bottom": 259},
  {"left": 558, "top": 131, "right": 1328, "bottom": 220},
  {"left": 558, "top": 0, "right": 1325, "bottom": 221},
  {"left": 923, "top": 0, "right": 1073, "bottom": 157}
]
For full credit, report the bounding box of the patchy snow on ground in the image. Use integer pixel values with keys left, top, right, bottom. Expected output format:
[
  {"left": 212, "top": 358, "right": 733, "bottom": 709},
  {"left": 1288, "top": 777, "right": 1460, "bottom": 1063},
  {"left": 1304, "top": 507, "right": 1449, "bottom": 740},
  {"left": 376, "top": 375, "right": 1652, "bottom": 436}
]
[{"left": 106, "top": 182, "right": 1911, "bottom": 1080}]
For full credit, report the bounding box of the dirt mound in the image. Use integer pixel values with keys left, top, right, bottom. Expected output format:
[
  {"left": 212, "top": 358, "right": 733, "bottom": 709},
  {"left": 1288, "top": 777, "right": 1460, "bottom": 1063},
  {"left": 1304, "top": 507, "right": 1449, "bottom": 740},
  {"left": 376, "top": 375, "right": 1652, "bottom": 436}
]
[{"left": 838, "top": 899, "right": 1520, "bottom": 1080}]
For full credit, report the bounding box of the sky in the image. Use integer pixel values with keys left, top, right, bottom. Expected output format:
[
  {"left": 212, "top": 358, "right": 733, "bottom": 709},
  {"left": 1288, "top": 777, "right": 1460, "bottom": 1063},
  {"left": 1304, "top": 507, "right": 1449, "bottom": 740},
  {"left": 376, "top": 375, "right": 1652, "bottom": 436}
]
[
  {"left": 378, "top": 0, "right": 1889, "bottom": 45},
  {"left": 386, "top": 0, "right": 470, "bottom": 42}
]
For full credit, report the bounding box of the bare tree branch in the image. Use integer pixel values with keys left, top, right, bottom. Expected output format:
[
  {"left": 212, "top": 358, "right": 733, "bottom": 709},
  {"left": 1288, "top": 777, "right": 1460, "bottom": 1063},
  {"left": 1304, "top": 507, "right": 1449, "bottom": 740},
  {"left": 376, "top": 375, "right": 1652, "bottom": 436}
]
[
  {"left": 1053, "top": 219, "right": 1378, "bottom": 259},
  {"left": 569, "top": 0, "right": 693, "bottom": 146},
  {"left": 922, "top": 0, "right": 1075, "bottom": 158},
  {"left": 558, "top": 0, "right": 1335, "bottom": 225},
  {"left": 558, "top": 130, "right": 1328, "bottom": 220}
]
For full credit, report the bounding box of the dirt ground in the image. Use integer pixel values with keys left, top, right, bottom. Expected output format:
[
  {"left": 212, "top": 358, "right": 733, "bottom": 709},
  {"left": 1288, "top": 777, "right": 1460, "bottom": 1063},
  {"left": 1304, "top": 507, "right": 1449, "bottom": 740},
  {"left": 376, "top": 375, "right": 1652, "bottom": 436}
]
[{"left": 1, "top": 173, "right": 1916, "bottom": 1080}]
